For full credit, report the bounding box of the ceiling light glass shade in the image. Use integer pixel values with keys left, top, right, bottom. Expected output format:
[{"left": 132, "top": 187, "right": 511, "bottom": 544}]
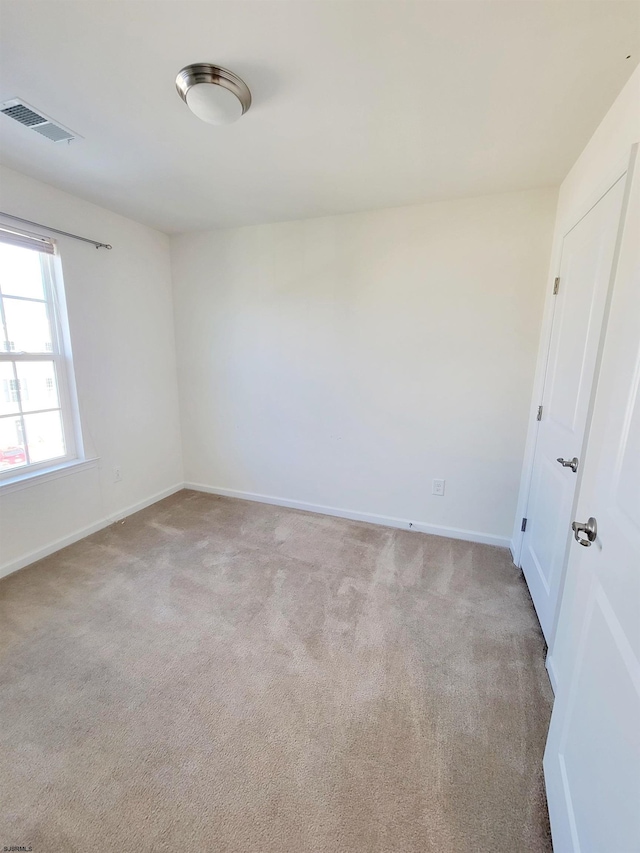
[
  {"left": 186, "top": 83, "right": 243, "bottom": 125},
  {"left": 176, "top": 64, "right": 251, "bottom": 126}
]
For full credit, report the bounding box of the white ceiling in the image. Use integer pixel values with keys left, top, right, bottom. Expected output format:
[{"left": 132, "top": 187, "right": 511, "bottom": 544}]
[{"left": 0, "top": 1, "right": 638, "bottom": 233}]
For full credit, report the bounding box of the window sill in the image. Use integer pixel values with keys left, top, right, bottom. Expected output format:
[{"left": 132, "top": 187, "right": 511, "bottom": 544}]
[{"left": 0, "top": 457, "right": 100, "bottom": 495}]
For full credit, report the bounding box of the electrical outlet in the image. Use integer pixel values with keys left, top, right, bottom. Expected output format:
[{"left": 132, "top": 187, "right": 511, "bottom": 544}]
[
  {"left": 432, "top": 478, "right": 445, "bottom": 496},
  {"left": 113, "top": 466, "right": 122, "bottom": 483}
]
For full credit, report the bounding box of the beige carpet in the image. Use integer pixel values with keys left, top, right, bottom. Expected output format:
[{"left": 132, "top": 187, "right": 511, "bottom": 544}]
[{"left": 0, "top": 490, "right": 553, "bottom": 852}]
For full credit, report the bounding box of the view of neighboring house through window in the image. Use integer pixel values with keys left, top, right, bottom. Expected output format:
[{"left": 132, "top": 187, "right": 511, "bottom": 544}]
[{"left": 0, "top": 227, "right": 81, "bottom": 477}]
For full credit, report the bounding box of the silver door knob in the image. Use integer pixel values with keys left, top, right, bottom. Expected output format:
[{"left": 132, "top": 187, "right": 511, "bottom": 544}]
[
  {"left": 571, "top": 517, "right": 597, "bottom": 547},
  {"left": 557, "top": 456, "right": 579, "bottom": 473}
]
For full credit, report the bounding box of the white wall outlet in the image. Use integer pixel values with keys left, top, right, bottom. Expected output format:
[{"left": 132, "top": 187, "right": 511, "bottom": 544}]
[
  {"left": 432, "top": 478, "right": 445, "bottom": 496},
  {"left": 113, "top": 466, "right": 122, "bottom": 483}
]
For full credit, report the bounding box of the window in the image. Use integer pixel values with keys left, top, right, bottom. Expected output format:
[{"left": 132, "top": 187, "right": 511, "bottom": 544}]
[
  {"left": 0, "top": 226, "right": 82, "bottom": 480},
  {"left": 4, "top": 377, "right": 29, "bottom": 403}
]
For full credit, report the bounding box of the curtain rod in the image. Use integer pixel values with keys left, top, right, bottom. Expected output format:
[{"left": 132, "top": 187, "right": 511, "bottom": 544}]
[{"left": 0, "top": 211, "right": 112, "bottom": 249}]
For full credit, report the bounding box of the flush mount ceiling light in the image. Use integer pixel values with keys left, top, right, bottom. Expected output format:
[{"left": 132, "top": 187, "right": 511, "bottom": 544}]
[{"left": 175, "top": 63, "right": 251, "bottom": 125}]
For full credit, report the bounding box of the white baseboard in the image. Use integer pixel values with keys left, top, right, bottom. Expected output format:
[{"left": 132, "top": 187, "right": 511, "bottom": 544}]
[
  {"left": 185, "top": 482, "right": 511, "bottom": 548},
  {"left": 546, "top": 652, "right": 558, "bottom": 695},
  {"left": 0, "top": 483, "right": 184, "bottom": 581},
  {"left": 2, "top": 481, "right": 512, "bottom": 581}
]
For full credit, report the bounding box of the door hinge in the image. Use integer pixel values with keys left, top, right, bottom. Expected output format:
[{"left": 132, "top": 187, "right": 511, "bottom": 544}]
[
  {"left": 521, "top": 518, "right": 527, "bottom": 532},
  {"left": 537, "top": 405, "right": 543, "bottom": 421},
  {"left": 553, "top": 277, "right": 560, "bottom": 295}
]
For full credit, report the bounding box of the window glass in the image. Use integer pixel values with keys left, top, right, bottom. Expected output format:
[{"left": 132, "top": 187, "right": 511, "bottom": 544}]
[
  {"left": 0, "top": 233, "right": 80, "bottom": 479},
  {"left": 14, "top": 361, "right": 59, "bottom": 412},
  {"left": 0, "top": 362, "right": 20, "bottom": 416},
  {"left": 3, "top": 298, "right": 52, "bottom": 353},
  {"left": 0, "top": 243, "right": 45, "bottom": 299},
  {"left": 0, "top": 415, "right": 27, "bottom": 471},
  {"left": 24, "top": 410, "right": 66, "bottom": 463}
]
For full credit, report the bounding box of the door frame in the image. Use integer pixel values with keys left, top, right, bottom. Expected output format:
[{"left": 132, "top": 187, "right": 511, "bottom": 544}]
[{"left": 511, "top": 148, "right": 637, "bottom": 681}]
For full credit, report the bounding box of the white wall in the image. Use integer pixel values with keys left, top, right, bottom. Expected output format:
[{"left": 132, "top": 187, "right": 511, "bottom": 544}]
[
  {"left": 0, "top": 166, "right": 183, "bottom": 576},
  {"left": 172, "top": 188, "right": 557, "bottom": 544},
  {"left": 512, "top": 64, "right": 640, "bottom": 562}
]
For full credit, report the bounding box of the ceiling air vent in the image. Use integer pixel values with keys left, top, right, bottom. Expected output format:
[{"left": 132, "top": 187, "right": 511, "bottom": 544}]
[{"left": 0, "top": 98, "right": 80, "bottom": 143}]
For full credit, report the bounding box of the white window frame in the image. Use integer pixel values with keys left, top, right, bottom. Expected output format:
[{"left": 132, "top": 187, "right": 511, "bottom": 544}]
[{"left": 0, "top": 227, "right": 85, "bottom": 485}]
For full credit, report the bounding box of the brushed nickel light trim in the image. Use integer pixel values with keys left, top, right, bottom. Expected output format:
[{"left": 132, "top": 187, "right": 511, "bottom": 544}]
[{"left": 175, "top": 63, "right": 251, "bottom": 119}]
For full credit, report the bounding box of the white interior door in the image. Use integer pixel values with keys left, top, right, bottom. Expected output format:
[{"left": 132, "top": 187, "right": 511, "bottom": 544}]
[
  {"left": 520, "top": 176, "right": 627, "bottom": 642},
  {"left": 544, "top": 151, "right": 640, "bottom": 853}
]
